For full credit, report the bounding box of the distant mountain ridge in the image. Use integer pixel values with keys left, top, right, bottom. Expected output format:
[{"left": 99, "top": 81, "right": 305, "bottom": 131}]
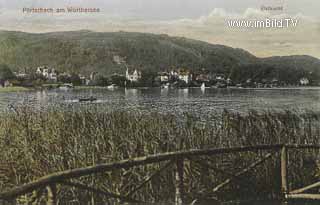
[{"left": 0, "top": 30, "right": 319, "bottom": 84}]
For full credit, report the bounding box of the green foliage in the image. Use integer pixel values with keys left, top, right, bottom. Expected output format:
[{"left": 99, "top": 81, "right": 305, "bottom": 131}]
[
  {"left": 92, "top": 74, "right": 109, "bottom": 86},
  {"left": 0, "top": 64, "right": 14, "bottom": 80},
  {"left": 56, "top": 73, "right": 82, "bottom": 85},
  {"left": 70, "top": 73, "right": 82, "bottom": 86},
  {"left": 110, "top": 74, "right": 126, "bottom": 87},
  {"left": 0, "top": 86, "right": 29, "bottom": 92}
]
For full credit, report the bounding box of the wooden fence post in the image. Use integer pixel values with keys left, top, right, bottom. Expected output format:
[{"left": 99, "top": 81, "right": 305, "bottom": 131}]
[
  {"left": 175, "top": 158, "right": 185, "bottom": 205},
  {"left": 281, "top": 145, "right": 288, "bottom": 196},
  {"left": 46, "top": 185, "right": 57, "bottom": 205}
]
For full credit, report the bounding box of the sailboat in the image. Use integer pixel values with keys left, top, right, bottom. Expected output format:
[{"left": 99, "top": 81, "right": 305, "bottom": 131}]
[
  {"left": 161, "top": 83, "right": 169, "bottom": 89},
  {"left": 107, "top": 84, "right": 118, "bottom": 90},
  {"left": 201, "top": 83, "right": 206, "bottom": 89}
]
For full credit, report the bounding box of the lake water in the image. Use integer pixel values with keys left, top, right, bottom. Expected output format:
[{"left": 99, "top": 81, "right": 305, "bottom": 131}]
[
  {"left": 232, "top": 200, "right": 320, "bottom": 205},
  {"left": 0, "top": 87, "right": 319, "bottom": 115}
]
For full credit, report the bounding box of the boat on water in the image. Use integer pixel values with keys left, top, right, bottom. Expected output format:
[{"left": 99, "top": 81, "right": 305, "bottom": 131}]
[
  {"left": 161, "top": 83, "right": 169, "bottom": 89},
  {"left": 201, "top": 83, "right": 206, "bottom": 89},
  {"left": 107, "top": 84, "right": 118, "bottom": 89},
  {"left": 59, "top": 83, "right": 74, "bottom": 90},
  {"left": 79, "top": 96, "right": 97, "bottom": 102}
]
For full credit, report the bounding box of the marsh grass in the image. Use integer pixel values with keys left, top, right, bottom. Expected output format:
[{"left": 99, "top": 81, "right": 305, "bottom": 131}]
[{"left": 0, "top": 107, "right": 319, "bottom": 203}]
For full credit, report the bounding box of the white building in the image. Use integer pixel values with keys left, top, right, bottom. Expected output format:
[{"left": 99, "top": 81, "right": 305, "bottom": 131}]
[
  {"left": 170, "top": 70, "right": 179, "bottom": 77},
  {"left": 178, "top": 71, "right": 191, "bottom": 84},
  {"left": 161, "top": 75, "right": 169, "bottom": 82},
  {"left": 49, "top": 70, "right": 58, "bottom": 82},
  {"left": 179, "top": 74, "right": 190, "bottom": 84},
  {"left": 113, "top": 55, "right": 126, "bottom": 65},
  {"left": 126, "top": 68, "right": 141, "bottom": 82},
  {"left": 90, "top": 72, "right": 98, "bottom": 81},
  {"left": 159, "top": 72, "right": 169, "bottom": 82},
  {"left": 36, "top": 66, "right": 57, "bottom": 82},
  {"left": 36, "top": 67, "right": 43, "bottom": 75},
  {"left": 300, "top": 78, "right": 309, "bottom": 86}
]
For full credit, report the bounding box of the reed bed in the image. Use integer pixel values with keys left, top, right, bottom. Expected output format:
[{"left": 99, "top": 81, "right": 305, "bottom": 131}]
[{"left": 0, "top": 107, "right": 319, "bottom": 204}]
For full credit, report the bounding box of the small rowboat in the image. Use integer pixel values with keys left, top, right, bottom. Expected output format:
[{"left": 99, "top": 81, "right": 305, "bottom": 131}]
[{"left": 79, "top": 97, "right": 97, "bottom": 102}]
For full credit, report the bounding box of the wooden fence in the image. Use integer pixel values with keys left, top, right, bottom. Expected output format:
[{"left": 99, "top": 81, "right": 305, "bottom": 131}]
[{"left": 1, "top": 144, "right": 320, "bottom": 204}]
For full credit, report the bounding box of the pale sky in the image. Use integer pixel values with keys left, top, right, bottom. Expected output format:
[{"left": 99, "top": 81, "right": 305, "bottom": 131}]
[{"left": 0, "top": 0, "right": 320, "bottom": 58}]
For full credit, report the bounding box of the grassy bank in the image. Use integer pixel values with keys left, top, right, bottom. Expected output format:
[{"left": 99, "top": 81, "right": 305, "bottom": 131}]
[
  {"left": 0, "top": 108, "right": 319, "bottom": 203},
  {"left": 0, "top": 86, "right": 30, "bottom": 92}
]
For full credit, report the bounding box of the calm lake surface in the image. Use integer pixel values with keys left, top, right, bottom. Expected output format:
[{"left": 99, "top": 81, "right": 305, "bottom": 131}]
[
  {"left": 0, "top": 87, "right": 319, "bottom": 115},
  {"left": 231, "top": 201, "right": 320, "bottom": 205}
]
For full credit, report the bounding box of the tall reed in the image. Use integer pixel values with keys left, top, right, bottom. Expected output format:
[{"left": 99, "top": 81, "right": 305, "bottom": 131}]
[{"left": 0, "top": 107, "right": 319, "bottom": 203}]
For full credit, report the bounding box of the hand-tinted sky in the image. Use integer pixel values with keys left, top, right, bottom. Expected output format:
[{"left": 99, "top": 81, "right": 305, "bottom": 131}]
[
  {"left": 0, "top": 0, "right": 320, "bottom": 58},
  {"left": 1, "top": 0, "right": 320, "bottom": 19}
]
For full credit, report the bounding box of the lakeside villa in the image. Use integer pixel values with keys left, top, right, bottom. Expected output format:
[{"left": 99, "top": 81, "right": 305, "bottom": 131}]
[{"left": 126, "top": 68, "right": 142, "bottom": 82}]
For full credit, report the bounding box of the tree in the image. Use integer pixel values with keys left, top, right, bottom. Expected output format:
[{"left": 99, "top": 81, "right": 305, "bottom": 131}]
[
  {"left": 70, "top": 73, "right": 82, "bottom": 86},
  {"left": 57, "top": 75, "right": 71, "bottom": 84},
  {"left": 93, "top": 74, "right": 109, "bottom": 86},
  {"left": 0, "top": 64, "right": 15, "bottom": 80},
  {"left": 140, "top": 70, "right": 157, "bottom": 87},
  {"left": 111, "top": 75, "right": 126, "bottom": 87}
]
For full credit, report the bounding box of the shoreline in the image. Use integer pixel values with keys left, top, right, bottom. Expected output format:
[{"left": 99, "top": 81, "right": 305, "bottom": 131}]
[
  {"left": 0, "top": 86, "right": 31, "bottom": 92},
  {"left": 1, "top": 85, "right": 320, "bottom": 93}
]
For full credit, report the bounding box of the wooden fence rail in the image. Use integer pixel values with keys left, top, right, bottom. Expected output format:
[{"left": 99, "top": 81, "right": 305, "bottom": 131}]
[{"left": 0, "top": 144, "right": 320, "bottom": 204}]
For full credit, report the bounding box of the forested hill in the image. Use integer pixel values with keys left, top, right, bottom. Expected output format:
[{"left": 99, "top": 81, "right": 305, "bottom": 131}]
[{"left": 0, "top": 30, "right": 319, "bottom": 84}]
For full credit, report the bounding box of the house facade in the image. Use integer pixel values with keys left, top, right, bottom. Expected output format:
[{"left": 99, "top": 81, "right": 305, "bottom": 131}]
[
  {"left": 158, "top": 72, "right": 170, "bottom": 83},
  {"left": 126, "top": 68, "right": 141, "bottom": 82},
  {"left": 195, "top": 74, "right": 210, "bottom": 82},
  {"left": 36, "top": 66, "right": 58, "bottom": 82},
  {"left": 178, "top": 73, "right": 190, "bottom": 84},
  {"left": 113, "top": 55, "right": 126, "bottom": 65},
  {"left": 176, "top": 69, "right": 191, "bottom": 84},
  {"left": 300, "top": 78, "right": 309, "bottom": 86},
  {"left": 0, "top": 79, "right": 11, "bottom": 88}
]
